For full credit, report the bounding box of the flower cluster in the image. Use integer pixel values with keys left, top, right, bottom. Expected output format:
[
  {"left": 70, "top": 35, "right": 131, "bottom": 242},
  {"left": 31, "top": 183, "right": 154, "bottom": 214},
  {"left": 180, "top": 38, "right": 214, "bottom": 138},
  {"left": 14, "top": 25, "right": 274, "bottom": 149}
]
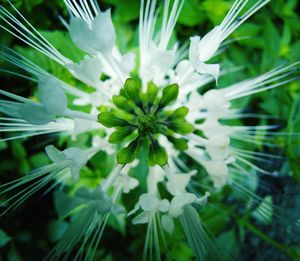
[{"left": 0, "top": 0, "right": 299, "bottom": 260}]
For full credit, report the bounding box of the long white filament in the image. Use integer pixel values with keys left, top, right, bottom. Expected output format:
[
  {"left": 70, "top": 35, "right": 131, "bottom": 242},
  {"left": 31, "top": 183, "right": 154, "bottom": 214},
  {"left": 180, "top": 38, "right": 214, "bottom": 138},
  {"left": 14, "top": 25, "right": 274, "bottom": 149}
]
[
  {"left": 0, "top": 48, "right": 90, "bottom": 99},
  {"left": 0, "top": 2, "right": 70, "bottom": 64},
  {"left": 225, "top": 62, "right": 300, "bottom": 100}
]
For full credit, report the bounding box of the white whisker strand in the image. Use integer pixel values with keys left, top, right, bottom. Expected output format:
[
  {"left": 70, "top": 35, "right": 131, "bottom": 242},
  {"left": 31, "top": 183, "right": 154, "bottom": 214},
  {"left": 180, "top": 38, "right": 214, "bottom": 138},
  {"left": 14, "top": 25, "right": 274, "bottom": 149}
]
[
  {"left": 0, "top": 117, "right": 26, "bottom": 122},
  {"left": 159, "top": 0, "right": 185, "bottom": 49},
  {"left": 230, "top": 133, "right": 281, "bottom": 148},
  {"left": 225, "top": 62, "right": 300, "bottom": 100},
  {"left": 0, "top": 129, "right": 67, "bottom": 142},
  {"left": 231, "top": 179, "right": 300, "bottom": 239},
  {"left": 0, "top": 162, "right": 71, "bottom": 216},
  {"left": 0, "top": 88, "right": 30, "bottom": 103},
  {"left": 235, "top": 156, "right": 272, "bottom": 175},
  {"left": 0, "top": 48, "right": 90, "bottom": 99},
  {"left": 0, "top": 4, "right": 70, "bottom": 64},
  {"left": 0, "top": 69, "right": 37, "bottom": 81}
]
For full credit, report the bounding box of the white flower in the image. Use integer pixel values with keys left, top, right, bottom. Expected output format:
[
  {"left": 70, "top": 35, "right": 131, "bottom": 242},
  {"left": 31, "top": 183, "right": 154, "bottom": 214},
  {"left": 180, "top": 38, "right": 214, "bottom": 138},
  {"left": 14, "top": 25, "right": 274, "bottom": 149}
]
[
  {"left": 205, "top": 133, "right": 231, "bottom": 160},
  {"left": 45, "top": 145, "right": 89, "bottom": 181},
  {"left": 129, "top": 193, "right": 170, "bottom": 224},
  {"left": 189, "top": 35, "right": 221, "bottom": 81}
]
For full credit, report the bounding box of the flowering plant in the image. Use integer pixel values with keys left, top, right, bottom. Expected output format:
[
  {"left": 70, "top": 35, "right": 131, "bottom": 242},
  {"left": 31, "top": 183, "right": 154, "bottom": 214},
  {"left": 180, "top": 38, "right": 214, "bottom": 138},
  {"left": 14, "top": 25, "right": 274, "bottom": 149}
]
[{"left": 0, "top": 0, "right": 300, "bottom": 260}]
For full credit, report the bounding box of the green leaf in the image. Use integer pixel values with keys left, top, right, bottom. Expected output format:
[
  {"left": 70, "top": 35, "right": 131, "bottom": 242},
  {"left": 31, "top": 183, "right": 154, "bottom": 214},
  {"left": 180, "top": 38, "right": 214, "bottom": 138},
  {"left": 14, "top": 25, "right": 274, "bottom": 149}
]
[
  {"left": 168, "top": 121, "right": 195, "bottom": 135},
  {"left": 47, "top": 220, "right": 68, "bottom": 242},
  {"left": 11, "top": 141, "right": 26, "bottom": 158},
  {"left": 8, "top": 244, "right": 22, "bottom": 261},
  {"left": 178, "top": 0, "right": 204, "bottom": 26},
  {"left": 117, "top": 138, "right": 140, "bottom": 164},
  {"left": 114, "top": 0, "right": 140, "bottom": 22},
  {"left": 262, "top": 19, "right": 280, "bottom": 69},
  {"left": 98, "top": 111, "right": 128, "bottom": 128},
  {"left": 216, "top": 230, "right": 238, "bottom": 261},
  {"left": 24, "top": 0, "right": 44, "bottom": 10},
  {"left": 0, "top": 229, "right": 11, "bottom": 247},
  {"left": 40, "top": 30, "right": 85, "bottom": 62},
  {"left": 0, "top": 141, "right": 7, "bottom": 151},
  {"left": 148, "top": 141, "right": 168, "bottom": 166},
  {"left": 29, "top": 152, "right": 51, "bottom": 168},
  {"left": 158, "top": 84, "right": 179, "bottom": 109},
  {"left": 105, "top": 0, "right": 140, "bottom": 22},
  {"left": 109, "top": 127, "right": 135, "bottom": 143}
]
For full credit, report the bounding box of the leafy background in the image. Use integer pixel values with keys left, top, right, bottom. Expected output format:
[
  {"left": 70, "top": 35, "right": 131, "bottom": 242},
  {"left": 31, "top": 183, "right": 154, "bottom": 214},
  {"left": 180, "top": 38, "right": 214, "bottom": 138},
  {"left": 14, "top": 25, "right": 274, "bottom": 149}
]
[{"left": 0, "top": 0, "right": 300, "bottom": 260}]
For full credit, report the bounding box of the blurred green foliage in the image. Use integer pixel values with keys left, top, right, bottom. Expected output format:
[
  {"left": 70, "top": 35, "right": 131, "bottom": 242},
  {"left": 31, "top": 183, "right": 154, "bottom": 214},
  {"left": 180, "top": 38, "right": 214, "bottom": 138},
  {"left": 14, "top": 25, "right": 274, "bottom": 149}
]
[{"left": 0, "top": 0, "right": 300, "bottom": 260}]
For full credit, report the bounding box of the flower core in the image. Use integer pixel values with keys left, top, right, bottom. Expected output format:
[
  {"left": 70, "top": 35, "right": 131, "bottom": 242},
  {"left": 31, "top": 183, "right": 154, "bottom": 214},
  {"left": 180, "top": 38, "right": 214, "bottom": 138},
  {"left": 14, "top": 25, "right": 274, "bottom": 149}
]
[{"left": 98, "top": 78, "right": 195, "bottom": 166}]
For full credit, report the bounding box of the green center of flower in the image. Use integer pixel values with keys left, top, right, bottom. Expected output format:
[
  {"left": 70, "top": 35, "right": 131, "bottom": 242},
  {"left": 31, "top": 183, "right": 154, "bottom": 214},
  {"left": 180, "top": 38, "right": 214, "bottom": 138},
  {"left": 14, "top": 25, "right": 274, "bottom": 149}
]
[
  {"left": 98, "top": 78, "right": 195, "bottom": 166},
  {"left": 138, "top": 114, "right": 158, "bottom": 133}
]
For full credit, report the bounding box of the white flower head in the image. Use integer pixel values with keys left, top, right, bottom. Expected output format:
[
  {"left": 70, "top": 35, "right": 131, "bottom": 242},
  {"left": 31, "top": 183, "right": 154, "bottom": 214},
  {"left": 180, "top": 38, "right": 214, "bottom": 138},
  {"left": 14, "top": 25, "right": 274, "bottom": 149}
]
[{"left": 0, "top": 0, "right": 299, "bottom": 260}]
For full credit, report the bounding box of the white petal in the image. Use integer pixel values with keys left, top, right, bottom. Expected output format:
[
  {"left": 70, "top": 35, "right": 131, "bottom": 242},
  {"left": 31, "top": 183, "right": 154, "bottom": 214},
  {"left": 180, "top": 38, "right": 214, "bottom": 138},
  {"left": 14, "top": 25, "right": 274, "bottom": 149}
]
[
  {"left": 170, "top": 193, "right": 197, "bottom": 217},
  {"left": 19, "top": 102, "right": 54, "bottom": 125},
  {"left": 199, "top": 118, "right": 233, "bottom": 138},
  {"left": 92, "top": 10, "right": 116, "bottom": 53},
  {"left": 69, "top": 10, "right": 116, "bottom": 54},
  {"left": 205, "top": 133, "right": 230, "bottom": 160},
  {"left": 147, "top": 166, "right": 165, "bottom": 194},
  {"left": 132, "top": 212, "right": 149, "bottom": 224},
  {"left": 45, "top": 145, "right": 66, "bottom": 164},
  {"left": 188, "top": 36, "right": 201, "bottom": 65},
  {"left": 139, "top": 193, "right": 160, "bottom": 212},
  {"left": 63, "top": 148, "right": 88, "bottom": 180},
  {"left": 66, "top": 55, "right": 103, "bottom": 86},
  {"left": 120, "top": 52, "right": 136, "bottom": 74},
  {"left": 38, "top": 77, "right": 67, "bottom": 116},
  {"left": 72, "top": 118, "right": 102, "bottom": 140},
  {"left": 203, "top": 89, "right": 230, "bottom": 117},
  {"left": 193, "top": 61, "right": 220, "bottom": 82},
  {"left": 69, "top": 17, "right": 95, "bottom": 54},
  {"left": 203, "top": 160, "right": 229, "bottom": 188},
  {"left": 128, "top": 203, "right": 140, "bottom": 216},
  {"left": 166, "top": 173, "right": 195, "bottom": 196},
  {"left": 159, "top": 199, "right": 170, "bottom": 212},
  {"left": 197, "top": 26, "right": 222, "bottom": 62},
  {"left": 195, "top": 192, "right": 210, "bottom": 206}
]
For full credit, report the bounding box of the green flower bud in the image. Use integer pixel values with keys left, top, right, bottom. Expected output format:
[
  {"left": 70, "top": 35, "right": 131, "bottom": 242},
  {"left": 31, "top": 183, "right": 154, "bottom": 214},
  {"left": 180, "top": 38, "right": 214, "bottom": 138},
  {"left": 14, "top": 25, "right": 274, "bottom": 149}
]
[
  {"left": 148, "top": 140, "right": 168, "bottom": 166},
  {"left": 109, "top": 127, "right": 135, "bottom": 143},
  {"left": 168, "top": 121, "right": 195, "bottom": 135},
  {"left": 98, "top": 111, "right": 128, "bottom": 128},
  {"left": 117, "top": 138, "right": 140, "bottom": 164},
  {"left": 167, "top": 136, "right": 188, "bottom": 151},
  {"left": 158, "top": 83, "right": 179, "bottom": 109},
  {"left": 112, "top": 95, "right": 135, "bottom": 113},
  {"left": 167, "top": 106, "right": 189, "bottom": 121},
  {"left": 124, "top": 78, "right": 142, "bottom": 106}
]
